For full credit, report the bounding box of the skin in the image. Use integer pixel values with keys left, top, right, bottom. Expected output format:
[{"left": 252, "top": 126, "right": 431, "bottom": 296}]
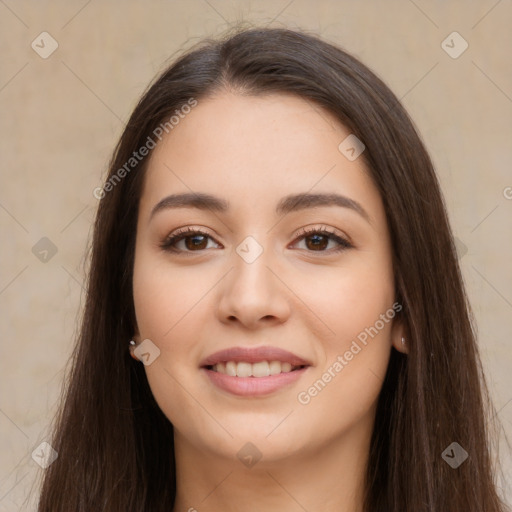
[{"left": 131, "top": 91, "right": 408, "bottom": 512}]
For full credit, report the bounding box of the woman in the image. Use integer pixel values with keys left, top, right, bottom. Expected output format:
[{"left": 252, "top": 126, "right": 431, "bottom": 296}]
[{"left": 37, "top": 26, "right": 510, "bottom": 511}]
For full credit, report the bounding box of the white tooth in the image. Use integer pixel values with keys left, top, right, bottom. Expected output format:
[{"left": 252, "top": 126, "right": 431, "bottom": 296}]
[
  {"left": 226, "top": 361, "right": 237, "bottom": 376},
  {"left": 281, "top": 362, "right": 292, "bottom": 373},
  {"left": 269, "top": 361, "right": 282, "bottom": 375},
  {"left": 252, "top": 361, "right": 270, "bottom": 377},
  {"left": 221, "top": 360, "right": 297, "bottom": 377},
  {"left": 236, "top": 362, "right": 252, "bottom": 377}
]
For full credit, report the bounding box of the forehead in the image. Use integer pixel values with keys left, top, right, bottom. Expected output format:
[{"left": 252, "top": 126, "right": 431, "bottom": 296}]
[
  {"left": 139, "top": 91, "right": 385, "bottom": 226},
  {"left": 149, "top": 91, "right": 349, "bottom": 170}
]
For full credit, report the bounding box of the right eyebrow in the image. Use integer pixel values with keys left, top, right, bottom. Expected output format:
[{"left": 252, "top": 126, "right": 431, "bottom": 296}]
[{"left": 149, "top": 193, "right": 229, "bottom": 221}]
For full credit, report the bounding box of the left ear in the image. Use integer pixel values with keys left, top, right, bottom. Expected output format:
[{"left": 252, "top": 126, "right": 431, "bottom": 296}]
[{"left": 390, "top": 316, "right": 409, "bottom": 355}]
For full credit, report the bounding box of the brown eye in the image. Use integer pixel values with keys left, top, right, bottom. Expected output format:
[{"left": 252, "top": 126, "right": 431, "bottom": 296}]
[
  {"left": 183, "top": 234, "right": 208, "bottom": 250},
  {"left": 160, "top": 228, "right": 221, "bottom": 253},
  {"left": 304, "top": 233, "right": 329, "bottom": 251},
  {"left": 293, "top": 227, "right": 352, "bottom": 253}
]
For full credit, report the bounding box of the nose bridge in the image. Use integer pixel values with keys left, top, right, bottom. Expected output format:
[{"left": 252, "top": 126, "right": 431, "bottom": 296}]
[
  {"left": 230, "top": 234, "right": 276, "bottom": 300},
  {"left": 216, "top": 234, "right": 290, "bottom": 326}
]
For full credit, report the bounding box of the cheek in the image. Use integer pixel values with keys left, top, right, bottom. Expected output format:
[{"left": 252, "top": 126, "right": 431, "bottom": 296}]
[
  {"left": 291, "top": 252, "right": 395, "bottom": 346},
  {"left": 292, "top": 252, "right": 395, "bottom": 402},
  {"left": 132, "top": 252, "right": 203, "bottom": 340},
  {"left": 293, "top": 266, "right": 395, "bottom": 434},
  {"left": 133, "top": 258, "right": 214, "bottom": 433}
]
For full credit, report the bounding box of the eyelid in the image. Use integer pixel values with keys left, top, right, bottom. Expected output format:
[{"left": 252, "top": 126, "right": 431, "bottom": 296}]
[{"left": 292, "top": 224, "right": 352, "bottom": 245}]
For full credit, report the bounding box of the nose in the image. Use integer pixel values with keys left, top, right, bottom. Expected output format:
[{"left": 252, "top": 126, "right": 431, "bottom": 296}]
[{"left": 216, "top": 244, "right": 291, "bottom": 330}]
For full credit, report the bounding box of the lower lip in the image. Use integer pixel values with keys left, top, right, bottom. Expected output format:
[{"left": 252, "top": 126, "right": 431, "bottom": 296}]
[{"left": 202, "top": 366, "right": 309, "bottom": 396}]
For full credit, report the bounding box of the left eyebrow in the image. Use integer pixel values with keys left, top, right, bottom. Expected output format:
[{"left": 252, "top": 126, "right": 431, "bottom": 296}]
[
  {"left": 276, "top": 192, "right": 371, "bottom": 224},
  {"left": 149, "top": 192, "right": 372, "bottom": 225}
]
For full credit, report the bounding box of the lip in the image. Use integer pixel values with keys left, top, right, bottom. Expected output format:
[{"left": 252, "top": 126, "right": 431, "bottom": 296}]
[
  {"left": 201, "top": 366, "right": 310, "bottom": 396},
  {"left": 199, "top": 345, "right": 312, "bottom": 367}
]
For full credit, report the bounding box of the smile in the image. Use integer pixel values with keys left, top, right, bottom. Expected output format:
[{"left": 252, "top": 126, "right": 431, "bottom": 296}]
[
  {"left": 202, "top": 363, "right": 310, "bottom": 397},
  {"left": 208, "top": 360, "right": 305, "bottom": 377}
]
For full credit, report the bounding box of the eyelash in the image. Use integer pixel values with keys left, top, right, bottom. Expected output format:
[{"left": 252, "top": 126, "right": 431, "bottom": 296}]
[{"left": 159, "top": 225, "right": 353, "bottom": 255}]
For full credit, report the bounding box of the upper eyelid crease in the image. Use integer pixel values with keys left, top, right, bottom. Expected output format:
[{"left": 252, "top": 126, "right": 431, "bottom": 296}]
[{"left": 149, "top": 192, "right": 372, "bottom": 226}]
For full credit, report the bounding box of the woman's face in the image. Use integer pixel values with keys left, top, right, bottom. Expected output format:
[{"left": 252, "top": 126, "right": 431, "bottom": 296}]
[{"left": 132, "top": 91, "right": 405, "bottom": 465}]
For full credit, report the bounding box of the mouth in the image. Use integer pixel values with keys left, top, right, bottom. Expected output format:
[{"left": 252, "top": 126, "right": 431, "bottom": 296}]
[
  {"left": 204, "top": 360, "right": 307, "bottom": 377},
  {"left": 203, "top": 361, "right": 308, "bottom": 378},
  {"left": 200, "top": 346, "right": 312, "bottom": 396}
]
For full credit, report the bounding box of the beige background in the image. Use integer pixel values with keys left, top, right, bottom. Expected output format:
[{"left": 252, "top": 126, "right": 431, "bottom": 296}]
[{"left": 0, "top": 0, "right": 511, "bottom": 509}]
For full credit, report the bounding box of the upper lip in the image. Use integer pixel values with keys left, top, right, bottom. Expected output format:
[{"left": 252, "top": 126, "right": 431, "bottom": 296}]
[{"left": 200, "top": 346, "right": 312, "bottom": 367}]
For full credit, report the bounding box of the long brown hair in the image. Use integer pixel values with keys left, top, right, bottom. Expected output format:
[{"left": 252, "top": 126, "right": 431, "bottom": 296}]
[{"left": 37, "top": 25, "right": 510, "bottom": 511}]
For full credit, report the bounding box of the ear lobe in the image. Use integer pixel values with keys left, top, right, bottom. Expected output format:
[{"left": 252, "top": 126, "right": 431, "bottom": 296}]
[
  {"left": 392, "top": 334, "right": 409, "bottom": 355},
  {"left": 129, "top": 330, "right": 142, "bottom": 361},
  {"left": 129, "top": 340, "right": 139, "bottom": 360},
  {"left": 389, "top": 316, "right": 409, "bottom": 355}
]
